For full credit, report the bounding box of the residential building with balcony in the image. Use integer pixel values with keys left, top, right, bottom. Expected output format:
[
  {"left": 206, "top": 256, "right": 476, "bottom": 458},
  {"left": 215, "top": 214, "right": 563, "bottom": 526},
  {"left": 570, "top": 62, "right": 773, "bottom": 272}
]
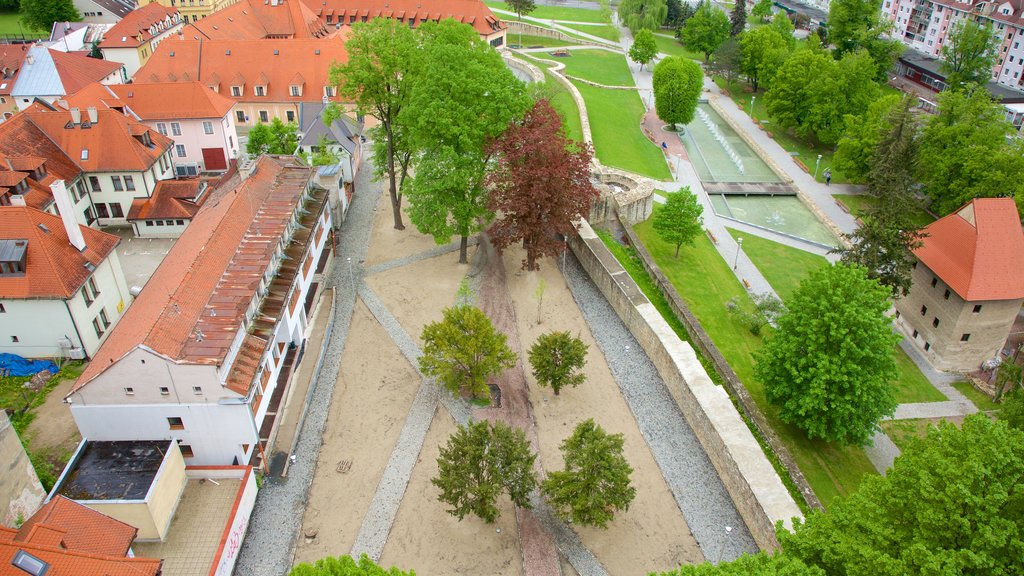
[
  {"left": 894, "top": 197, "right": 1024, "bottom": 371},
  {"left": 99, "top": 2, "right": 185, "bottom": 78},
  {"left": 65, "top": 155, "right": 334, "bottom": 468}
]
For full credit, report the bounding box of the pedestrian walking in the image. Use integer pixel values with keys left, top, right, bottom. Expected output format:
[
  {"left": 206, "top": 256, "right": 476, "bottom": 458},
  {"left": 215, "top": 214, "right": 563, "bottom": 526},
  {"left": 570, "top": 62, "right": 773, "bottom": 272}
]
[{"left": 824, "top": 168, "right": 832, "bottom": 186}]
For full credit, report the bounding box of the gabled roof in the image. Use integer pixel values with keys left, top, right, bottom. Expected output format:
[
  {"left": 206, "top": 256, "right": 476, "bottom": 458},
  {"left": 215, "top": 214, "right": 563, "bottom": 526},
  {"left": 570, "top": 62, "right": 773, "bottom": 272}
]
[
  {"left": 21, "top": 101, "right": 173, "bottom": 172},
  {"left": 0, "top": 206, "right": 120, "bottom": 300},
  {"left": 15, "top": 496, "right": 137, "bottom": 557},
  {"left": 128, "top": 179, "right": 207, "bottom": 221},
  {"left": 0, "top": 519, "right": 161, "bottom": 576},
  {"left": 99, "top": 3, "right": 180, "bottom": 49},
  {"left": 66, "top": 81, "right": 236, "bottom": 120},
  {"left": 310, "top": 0, "right": 506, "bottom": 35},
  {"left": 0, "top": 107, "right": 84, "bottom": 211},
  {"left": 0, "top": 44, "right": 29, "bottom": 97},
  {"left": 298, "top": 101, "right": 361, "bottom": 155},
  {"left": 182, "top": 0, "right": 329, "bottom": 40},
  {"left": 72, "top": 156, "right": 316, "bottom": 394},
  {"left": 136, "top": 37, "right": 348, "bottom": 103},
  {"left": 10, "top": 47, "right": 122, "bottom": 99},
  {"left": 914, "top": 197, "right": 1024, "bottom": 301},
  {"left": 90, "top": 0, "right": 137, "bottom": 20}
]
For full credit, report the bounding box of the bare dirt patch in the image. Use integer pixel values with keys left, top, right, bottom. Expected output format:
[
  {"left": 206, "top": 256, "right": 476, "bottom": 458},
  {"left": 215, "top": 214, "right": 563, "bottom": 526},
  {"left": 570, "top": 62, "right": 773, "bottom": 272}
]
[
  {"left": 26, "top": 376, "right": 81, "bottom": 457},
  {"left": 363, "top": 201, "right": 447, "bottom": 267}
]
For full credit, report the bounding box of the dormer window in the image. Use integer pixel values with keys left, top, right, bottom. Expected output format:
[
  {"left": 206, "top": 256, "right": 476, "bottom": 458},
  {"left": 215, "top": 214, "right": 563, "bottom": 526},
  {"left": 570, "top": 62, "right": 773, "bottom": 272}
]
[
  {"left": 31, "top": 163, "right": 46, "bottom": 181},
  {"left": 0, "top": 239, "right": 27, "bottom": 277},
  {"left": 324, "top": 86, "right": 335, "bottom": 98},
  {"left": 13, "top": 179, "right": 27, "bottom": 194},
  {"left": 255, "top": 85, "right": 266, "bottom": 97},
  {"left": 231, "top": 85, "right": 242, "bottom": 97},
  {"left": 290, "top": 85, "right": 301, "bottom": 96}
]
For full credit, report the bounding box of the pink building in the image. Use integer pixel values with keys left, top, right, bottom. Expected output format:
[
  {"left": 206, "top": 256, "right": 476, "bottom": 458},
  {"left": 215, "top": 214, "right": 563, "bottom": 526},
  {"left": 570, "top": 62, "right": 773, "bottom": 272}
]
[{"left": 66, "top": 81, "right": 239, "bottom": 176}]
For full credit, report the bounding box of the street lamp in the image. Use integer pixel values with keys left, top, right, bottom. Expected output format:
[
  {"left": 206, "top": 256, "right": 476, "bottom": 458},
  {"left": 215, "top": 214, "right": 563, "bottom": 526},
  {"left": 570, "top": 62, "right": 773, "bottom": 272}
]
[
  {"left": 733, "top": 238, "right": 743, "bottom": 270},
  {"left": 715, "top": 526, "right": 735, "bottom": 564},
  {"left": 750, "top": 96, "right": 756, "bottom": 121},
  {"left": 814, "top": 154, "right": 823, "bottom": 180},
  {"left": 346, "top": 257, "right": 354, "bottom": 291}
]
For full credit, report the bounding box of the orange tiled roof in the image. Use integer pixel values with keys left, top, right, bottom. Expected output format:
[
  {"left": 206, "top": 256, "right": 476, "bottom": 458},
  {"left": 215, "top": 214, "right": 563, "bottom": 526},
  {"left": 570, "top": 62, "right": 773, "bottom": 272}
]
[
  {"left": 0, "top": 106, "right": 83, "bottom": 210},
  {"left": 0, "top": 44, "right": 29, "bottom": 97},
  {"left": 127, "top": 178, "right": 206, "bottom": 221},
  {"left": 22, "top": 101, "right": 173, "bottom": 172},
  {"left": 99, "top": 3, "right": 180, "bottom": 49},
  {"left": 312, "top": 0, "right": 505, "bottom": 35},
  {"left": 60, "top": 81, "right": 124, "bottom": 111},
  {"left": 0, "top": 539, "right": 161, "bottom": 576},
  {"left": 15, "top": 496, "right": 137, "bottom": 557},
  {"left": 914, "top": 197, "right": 1024, "bottom": 301},
  {"left": 72, "top": 156, "right": 314, "bottom": 394},
  {"left": 48, "top": 50, "right": 122, "bottom": 95},
  {"left": 136, "top": 37, "right": 347, "bottom": 103},
  {"left": 0, "top": 206, "right": 120, "bottom": 299},
  {"left": 66, "top": 81, "right": 236, "bottom": 120},
  {"left": 183, "top": 0, "right": 328, "bottom": 40}
]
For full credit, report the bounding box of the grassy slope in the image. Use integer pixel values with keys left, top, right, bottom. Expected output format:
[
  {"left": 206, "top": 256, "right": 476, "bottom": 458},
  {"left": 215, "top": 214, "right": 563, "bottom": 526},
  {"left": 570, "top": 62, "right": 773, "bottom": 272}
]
[
  {"left": 0, "top": 11, "right": 45, "bottom": 37},
  {"left": 557, "top": 23, "right": 620, "bottom": 42},
  {"left": 509, "top": 34, "right": 577, "bottom": 48},
  {"left": 635, "top": 216, "right": 879, "bottom": 506},
  {"left": 484, "top": 1, "right": 609, "bottom": 23},
  {"left": 652, "top": 33, "right": 704, "bottom": 60},
  {"left": 952, "top": 381, "right": 1001, "bottom": 412},
  {"left": 545, "top": 72, "right": 585, "bottom": 144},
  {"left": 557, "top": 49, "right": 635, "bottom": 86}
]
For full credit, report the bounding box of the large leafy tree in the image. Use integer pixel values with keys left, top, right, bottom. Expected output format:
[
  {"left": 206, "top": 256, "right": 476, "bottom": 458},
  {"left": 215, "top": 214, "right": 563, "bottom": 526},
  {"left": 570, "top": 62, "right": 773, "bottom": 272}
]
[
  {"left": 401, "top": 19, "right": 530, "bottom": 263},
  {"left": 629, "top": 28, "right": 658, "bottom": 71},
  {"left": 941, "top": 20, "right": 998, "bottom": 88},
  {"left": 332, "top": 19, "right": 419, "bottom": 231},
  {"left": 739, "top": 27, "right": 790, "bottom": 91},
  {"left": 751, "top": 0, "right": 773, "bottom": 22},
  {"left": 729, "top": 0, "right": 746, "bottom": 36},
  {"left": 770, "top": 12, "right": 796, "bottom": 49},
  {"left": 658, "top": 415, "right": 1024, "bottom": 575},
  {"left": 917, "top": 86, "right": 1024, "bottom": 216},
  {"left": 290, "top": 554, "right": 414, "bottom": 576},
  {"left": 754, "top": 263, "right": 900, "bottom": 446},
  {"left": 710, "top": 38, "right": 743, "bottom": 88},
  {"left": 619, "top": 0, "right": 668, "bottom": 34},
  {"left": 678, "top": 1, "right": 730, "bottom": 63},
  {"left": 542, "top": 419, "right": 635, "bottom": 528},
  {"left": 833, "top": 93, "right": 901, "bottom": 181},
  {"left": 827, "top": 0, "right": 903, "bottom": 80},
  {"left": 653, "top": 56, "right": 703, "bottom": 129},
  {"left": 529, "top": 331, "right": 588, "bottom": 396},
  {"left": 245, "top": 118, "right": 298, "bottom": 155},
  {"left": 840, "top": 98, "right": 927, "bottom": 297},
  {"left": 433, "top": 420, "right": 538, "bottom": 523},
  {"left": 419, "top": 305, "right": 517, "bottom": 400},
  {"left": 665, "top": 0, "right": 685, "bottom": 27},
  {"left": 486, "top": 99, "right": 598, "bottom": 271},
  {"left": 21, "top": 0, "right": 78, "bottom": 32},
  {"left": 652, "top": 187, "right": 704, "bottom": 257}
]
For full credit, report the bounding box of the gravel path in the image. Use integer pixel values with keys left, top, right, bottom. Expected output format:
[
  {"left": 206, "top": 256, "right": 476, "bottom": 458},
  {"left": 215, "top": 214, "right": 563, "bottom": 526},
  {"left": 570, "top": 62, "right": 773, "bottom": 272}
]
[
  {"left": 562, "top": 253, "right": 759, "bottom": 563},
  {"left": 363, "top": 238, "right": 479, "bottom": 276},
  {"left": 234, "top": 155, "right": 383, "bottom": 575}
]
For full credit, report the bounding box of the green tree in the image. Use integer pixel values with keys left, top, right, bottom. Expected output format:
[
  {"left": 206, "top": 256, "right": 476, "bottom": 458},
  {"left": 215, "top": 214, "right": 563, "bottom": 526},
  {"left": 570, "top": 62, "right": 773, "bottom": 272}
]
[
  {"left": 665, "top": 0, "right": 685, "bottom": 27},
  {"left": 751, "top": 0, "right": 773, "bottom": 22},
  {"left": 401, "top": 20, "right": 530, "bottom": 264},
  {"left": 290, "top": 554, "right": 414, "bottom": 576},
  {"left": 542, "top": 419, "right": 635, "bottom": 528},
  {"left": 710, "top": 38, "right": 743, "bottom": 88},
  {"left": 302, "top": 134, "right": 342, "bottom": 166},
  {"left": 917, "top": 86, "right": 1024, "bottom": 216},
  {"left": 771, "top": 12, "right": 796, "bottom": 48},
  {"left": 833, "top": 94, "right": 901, "bottom": 181},
  {"left": 629, "top": 28, "right": 658, "bottom": 71},
  {"left": 679, "top": 1, "right": 730, "bottom": 63},
  {"left": 332, "top": 19, "right": 419, "bottom": 230},
  {"left": 726, "top": 293, "right": 786, "bottom": 337},
  {"left": 652, "top": 187, "right": 704, "bottom": 257},
  {"left": 652, "top": 56, "right": 703, "bottom": 129},
  {"left": 1000, "top": 386, "right": 1024, "bottom": 430},
  {"left": 994, "top": 358, "right": 1022, "bottom": 401},
  {"left": 21, "top": 0, "right": 79, "bottom": 32},
  {"left": 941, "top": 19, "right": 998, "bottom": 88},
  {"left": 419, "top": 305, "right": 517, "bottom": 400},
  {"left": 507, "top": 0, "right": 536, "bottom": 47},
  {"left": 88, "top": 41, "right": 101, "bottom": 59},
  {"left": 433, "top": 420, "right": 538, "bottom": 523},
  {"left": 245, "top": 118, "right": 298, "bottom": 155},
  {"left": 827, "top": 0, "right": 903, "bottom": 80},
  {"left": 729, "top": 0, "right": 746, "bottom": 36},
  {"left": 654, "top": 553, "right": 822, "bottom": 575},
  {"left": 739, "top": 26, "right": 790, "bottom": 91},
  {"left": 529, "top": 331, "right": 588, "bottom": 396},
  {"left": 754, "top": 263, "right": 900, "bottom": 445},
  {"left": 618, "top": 0, "right": 668, "bottom": 34}
]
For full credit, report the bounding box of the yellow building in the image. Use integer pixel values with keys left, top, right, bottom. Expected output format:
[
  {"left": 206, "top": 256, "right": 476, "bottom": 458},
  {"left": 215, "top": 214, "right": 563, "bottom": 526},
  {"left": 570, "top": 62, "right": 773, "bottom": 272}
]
[
  {"left": 141, "top": 0, "right": 240, "bottom": 23},
  {"left": 98, "top": 3, "right": 185, "bottom": 78}
]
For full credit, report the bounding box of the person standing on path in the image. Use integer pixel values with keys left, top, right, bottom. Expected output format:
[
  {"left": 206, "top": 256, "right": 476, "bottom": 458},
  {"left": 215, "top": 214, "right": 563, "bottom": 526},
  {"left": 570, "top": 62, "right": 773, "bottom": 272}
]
[{"left": 824, "top": 168, "right": 832, "bottom": 186}]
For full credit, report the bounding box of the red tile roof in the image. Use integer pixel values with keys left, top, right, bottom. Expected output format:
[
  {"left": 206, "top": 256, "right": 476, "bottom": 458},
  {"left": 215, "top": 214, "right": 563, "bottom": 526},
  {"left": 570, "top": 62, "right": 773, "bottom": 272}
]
[
  {"left": 0, "top": 106, "right": 84, "bottom": 210},
  {"left": 136, "top": 37, "right": 348, "bottom": 103},
  {"left": 914, "top": 197, "right": 1024, "bottom": 301},
  {"left": 100, "top": 3, "right": 181, "bottom": 49},
  {"left": 0, "top": 44, "right": 29, "bottom": 97},
  {"left": 66, "top": 81, "right": 236, "bottom": 120},
  {"left": 312, "top": 0, "right": 505, "bottom": 35},
  {"left": 183, "top": 0, "right": 328, "bottom": 40},
  {"left": 0, "top": 206, "right": 120, "bottom": 300},
  {"left": 15, "top": 496, "right": 137, "bottom": 557},
  {"left": 72, "top": 156, "right": 315, "bottom": 394},
  {"left": 48, "top": 50, "right": 122, "bottom": 95},
  {"left": 127, "top": 178, "right": 207, "bottom": 221},
  {"left": 0, "top": 537, "right": 162, "bottom": 576}
]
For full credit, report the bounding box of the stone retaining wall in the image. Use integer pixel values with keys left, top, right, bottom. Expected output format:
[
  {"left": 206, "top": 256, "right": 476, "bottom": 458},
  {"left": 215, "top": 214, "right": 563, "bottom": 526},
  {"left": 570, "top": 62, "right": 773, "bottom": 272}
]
[
  {"left": 620, "top": 221, "right": 825, "bottom": 512},
  {"left": 506, "top": 21, "right": 586, "bottom": 45},
  {"left": 569, "top": 220, "right": 805, "bottom": 550}
]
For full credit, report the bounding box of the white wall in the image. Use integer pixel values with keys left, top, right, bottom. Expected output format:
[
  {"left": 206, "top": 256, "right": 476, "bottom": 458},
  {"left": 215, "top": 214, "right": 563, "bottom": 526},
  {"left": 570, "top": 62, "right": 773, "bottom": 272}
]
[
  {"left": 67, "top": 250, "right": 132, "bottom": 357},
  {"left": 101, "top": 47, "right": 142, "bottom": 79},
  {"left": 152, "top": 116, "right": 237, "bottom": 173}
]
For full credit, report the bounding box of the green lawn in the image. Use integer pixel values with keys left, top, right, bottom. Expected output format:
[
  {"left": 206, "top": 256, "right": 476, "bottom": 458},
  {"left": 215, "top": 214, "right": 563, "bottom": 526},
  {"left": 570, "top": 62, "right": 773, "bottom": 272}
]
[
  {"left": 573, "top": 80, "right": 671, "bottom": 180},
  {"left": 558, "top": 49, "right": 635, "bottom": 86},
  {"left": 653, "top": 33, "right": 704, "bottom": 60},
  {"left": 484, "top": 1, "right": 610, "bottom": 23},
  {"left": 509, "top": 33, "right": 577, "bottom": 48},
  {"left": 1, "top": 363, "right": 84, "bottom": 433},
  {"left": 557, "top": 23, "right": 620, "bottom": 42},
  {"left": 544, "top": 72, "right": 585, "bottom": 144},
  {"left": 833, "top": 194, "right": 936, "bottom": 229},
  {"left": 0, "top": 11, "right": 45, "bottom": 37},
  {"left": 952, "top": 381, "right": 1001, "bottom": 412}
]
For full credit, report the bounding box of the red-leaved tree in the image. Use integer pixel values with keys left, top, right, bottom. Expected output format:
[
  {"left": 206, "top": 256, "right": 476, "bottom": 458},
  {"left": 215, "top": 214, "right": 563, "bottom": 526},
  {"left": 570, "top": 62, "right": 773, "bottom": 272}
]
[{"left": 486, "top": 99, "right": 599, "bottom": 271}]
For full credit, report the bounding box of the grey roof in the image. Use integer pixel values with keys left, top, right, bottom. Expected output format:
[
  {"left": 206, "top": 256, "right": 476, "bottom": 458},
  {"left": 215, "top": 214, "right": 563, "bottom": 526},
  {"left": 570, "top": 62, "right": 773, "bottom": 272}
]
[
  {"left": 92, "top": 0, "right": 137, "bottom": 19},
  {"left": 49, "top": 21, "right": 88, "bottom": 42},
  {"left": 297, "top": 101, "right": 362, "bottom": 155},
  {"left": 317, "top": 164, "right": 341, "bottom": 177},
  {"left": 773, "top": 0, "right": 828, "bottom": 23},
  {"left": 11, "top": 46, "right": 64, "bottom": 99},
  {"left": 899, "top": 46, "right": 1024, "bottom": 103},
  {"left": 57, "top": 440, "right": 170, "bottom": 501}
]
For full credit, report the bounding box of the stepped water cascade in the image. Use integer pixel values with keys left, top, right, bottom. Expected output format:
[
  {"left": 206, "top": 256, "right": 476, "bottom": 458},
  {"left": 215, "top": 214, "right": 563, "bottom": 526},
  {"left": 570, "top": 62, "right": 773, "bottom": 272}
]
[{"left": 696, "top": 108, "right": 745, "bottom": 175}]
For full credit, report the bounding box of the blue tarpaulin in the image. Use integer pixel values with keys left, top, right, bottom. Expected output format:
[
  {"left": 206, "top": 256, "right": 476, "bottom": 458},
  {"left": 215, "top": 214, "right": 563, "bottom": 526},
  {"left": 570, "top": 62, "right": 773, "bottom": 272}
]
[{"left": 0, "top": 354, "right": 59, "bottom": 377}]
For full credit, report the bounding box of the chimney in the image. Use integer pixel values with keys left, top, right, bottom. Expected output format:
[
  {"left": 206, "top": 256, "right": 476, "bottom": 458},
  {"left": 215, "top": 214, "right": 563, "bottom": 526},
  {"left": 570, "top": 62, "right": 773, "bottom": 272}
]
[
  {"left": 69, "top": 107, "right": 81, "bottom": 125},
  {"left": 9, "top": 195, "right": 25, "bottom": 206},
  {"left": 50, "top": 180, "right": 86, "bottom": 252},
  {"left": 86, "top": 106, "right": 98, "bottom": 124},
  {"left": 4, "top": 158, "right": 12, "bottom": 171}
]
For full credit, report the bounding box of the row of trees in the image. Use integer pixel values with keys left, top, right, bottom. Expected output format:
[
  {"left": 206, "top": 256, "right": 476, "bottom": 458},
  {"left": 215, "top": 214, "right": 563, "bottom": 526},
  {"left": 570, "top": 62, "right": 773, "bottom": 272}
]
[{"left": 333, "top": 19, "right": 598, "bottom": 268}]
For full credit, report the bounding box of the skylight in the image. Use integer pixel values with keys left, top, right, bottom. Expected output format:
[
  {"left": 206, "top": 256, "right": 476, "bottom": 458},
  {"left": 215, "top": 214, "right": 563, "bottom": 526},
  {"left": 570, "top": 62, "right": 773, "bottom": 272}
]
[
  {"left": 11, "top": 550, "right": 49, "bottom": 575},
  {"left": 81, "top": 149, "right": 88, "bottom": 160}
]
